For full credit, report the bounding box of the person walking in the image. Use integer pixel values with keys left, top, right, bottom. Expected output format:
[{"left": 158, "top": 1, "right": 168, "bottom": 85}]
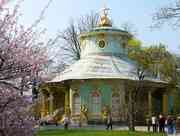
[
  {"left": 167, "top": 116, "right": 173, "bottom": 134},
  {"left": 165, "top": 116, "right": 168, "bottom": 134},
  {"left": 159, "top": 114, "right": 165, "bottom": 133},
  {"left": 106, "top": 113, "right": 113, "bottom": 130},
  {"left": 172, "top": 117, "right": 176, "bottom": 136},
  {"left": 146, "top": 117, "right": 151, "bottom": 132},
  {"left": 167, "top": 116, "right": 176, "bottom": 135},
  {"left": 152, "top": 115, "right": 157, "bottom": 132},
  {"left": 62, "top": 114, "right": 70, "bottom": 130}
]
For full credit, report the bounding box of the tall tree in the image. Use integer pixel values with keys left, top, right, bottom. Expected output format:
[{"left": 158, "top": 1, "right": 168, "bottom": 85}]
[
  {"left": 58, "top": 11, "right": 99, "bottom": 67},
  {"left": 0, "top": 0, "right": 52, "bottom": 135},
  {"left": 127, "top": 42, "right": 176, "bottom": 131}
]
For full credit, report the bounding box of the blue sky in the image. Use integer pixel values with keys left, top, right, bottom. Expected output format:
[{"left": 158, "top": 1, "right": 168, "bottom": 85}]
[{"left": 8, "top": 0, "right": 180, "bottom": 53}]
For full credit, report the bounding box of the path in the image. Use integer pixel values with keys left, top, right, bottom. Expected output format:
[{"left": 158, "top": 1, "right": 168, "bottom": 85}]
[{"left": 38, "top": 124, "right": 180, "bottom": 136}]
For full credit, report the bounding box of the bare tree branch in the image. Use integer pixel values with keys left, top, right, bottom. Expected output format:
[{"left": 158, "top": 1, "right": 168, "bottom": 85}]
[{"left": 152, "top": 0, "right": 180, "bottom": 28}]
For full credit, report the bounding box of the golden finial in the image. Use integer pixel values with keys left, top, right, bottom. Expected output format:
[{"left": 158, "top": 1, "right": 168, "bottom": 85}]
[{"left": 98, "top": 2, "right": 112, "bottom": 27}]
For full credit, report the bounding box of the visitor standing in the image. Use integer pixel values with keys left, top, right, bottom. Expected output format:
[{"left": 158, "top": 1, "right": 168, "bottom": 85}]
[
  {"left": 106, "top": 113, "right": 113, "bottom": 130},
  {"left": 152, "top": 115, "right": 157, "bottom": 132},
  {"left": 62, "top": 114, "right": 70, "bottom": 130},
  {"left": 159, "top": 114, "right": 165, "bottom": 133},
  {"left": 172, "top": 117, "right": 176, "bottom": 136},
  {"left": 167, "top": 116, "right": 173, "bottom": 134},
  {"left": 165, "top": 116, "right": 168, "bottom": 134},
  {"left": 146, "top": 117, "right": 151, "bottom": 132},
  {"left": 167, "top": 116, "right": 176, "bottom": 135}
]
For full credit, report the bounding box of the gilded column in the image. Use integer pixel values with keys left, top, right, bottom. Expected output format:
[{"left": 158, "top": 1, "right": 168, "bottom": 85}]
[
  {"left": 163, "top": 92, "right": 168, "bottom": 114},
  {"left": 65, "top": 91, "right": 70, "bottom": 107},
  {"left": 65, "top": 90, "right": 71, "bottom": 116},
  {"left": 148, "top": 91, "right": 152, "bottom": 116},
  {"left": 40, "top": 92, "right": 46, "bottom": 118},
  {"left": 49, "top": 92, "right": 54, "bottom": 115},
  {"left": 69, "top": 88, "right": 73, "bottom": 112}
]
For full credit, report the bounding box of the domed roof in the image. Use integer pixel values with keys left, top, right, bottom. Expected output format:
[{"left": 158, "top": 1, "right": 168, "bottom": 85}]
[
  {"left": 49, "top": 7, "right": 167, "bottom": 85},
  {"left": 50, "top": 53, "right": 166, "bottom": 85}
]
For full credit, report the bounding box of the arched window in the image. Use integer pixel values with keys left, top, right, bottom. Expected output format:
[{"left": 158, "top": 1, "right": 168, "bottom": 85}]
[
  {"left": 112, "top": 93, "right": 120, "bottom": 117},
  {"left": 73, "top": 93, "right": 80, "bottom": 114},
  {"left": 91, "top": 91, "right": 101, "bottom": 114}
]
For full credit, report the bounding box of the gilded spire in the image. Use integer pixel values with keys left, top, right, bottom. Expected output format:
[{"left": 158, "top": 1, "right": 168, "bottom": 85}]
[{"left": 98, "top": 4, "right": 112, "bottom": 27}]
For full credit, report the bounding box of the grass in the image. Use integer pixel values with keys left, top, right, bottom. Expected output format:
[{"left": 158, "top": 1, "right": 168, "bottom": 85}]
[{"left": 37, "top": 129, "right": 165, "bottom": 136}]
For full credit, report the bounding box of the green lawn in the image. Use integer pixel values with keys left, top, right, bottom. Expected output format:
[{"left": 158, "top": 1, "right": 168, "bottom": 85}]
[{"left": 37, "top": 129, "right": 165, "bottom": 136}]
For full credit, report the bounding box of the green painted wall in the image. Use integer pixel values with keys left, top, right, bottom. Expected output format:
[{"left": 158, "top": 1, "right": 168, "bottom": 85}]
[
  {"left": 168, "top": 95, "right": 174, "bottom": 114},
  {"left": 80, "top": 82, "right": 112, "bottom": 113},
  {"left": 80, "top": 83, "right": 92, "bottom": 106},
  {"left": 99, "top": 83, "right": 112, "bottom": 106},
  {"left": 152, "top": 95, "right": 162, "bottom": 114}
]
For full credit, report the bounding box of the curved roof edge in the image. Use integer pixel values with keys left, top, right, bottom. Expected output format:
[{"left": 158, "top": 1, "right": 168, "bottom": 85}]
[{"left": 79, "top": 26, "right": 132, "bottom": 39}]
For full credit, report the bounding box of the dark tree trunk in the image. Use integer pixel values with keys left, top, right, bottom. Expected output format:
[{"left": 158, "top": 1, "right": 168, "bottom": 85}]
[
  {"left": 128, "top": 90, "right": 135, "bottom": 131},
  {"left": 0, "top": 129, "right": 6, "bottom": 136}
]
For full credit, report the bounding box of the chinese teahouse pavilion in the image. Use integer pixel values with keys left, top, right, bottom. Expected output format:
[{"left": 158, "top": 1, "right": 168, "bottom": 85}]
[{"left": 39, "top": 7, "right": 174, "bottom": 124}]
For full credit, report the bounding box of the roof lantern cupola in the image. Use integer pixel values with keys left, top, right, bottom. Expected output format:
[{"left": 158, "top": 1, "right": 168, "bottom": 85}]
[{"left": 98, "top": 6, "right": 112, "bottom": 27}]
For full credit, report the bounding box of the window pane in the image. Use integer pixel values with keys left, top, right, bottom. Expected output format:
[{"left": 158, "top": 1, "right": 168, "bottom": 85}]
[
  {"left": 91, "top": 92, "right": 101, "bottom": 113},
  {"left": 112, "top": 95, "right": 120, "bottom": 116},
  {"left": 74, "top": 95, "right": 80, "bottom": 114}
]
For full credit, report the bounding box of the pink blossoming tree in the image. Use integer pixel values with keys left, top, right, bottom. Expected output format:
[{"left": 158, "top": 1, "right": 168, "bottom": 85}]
[{"left": 0, "top": 1, "right": 51, "bottom": 136}]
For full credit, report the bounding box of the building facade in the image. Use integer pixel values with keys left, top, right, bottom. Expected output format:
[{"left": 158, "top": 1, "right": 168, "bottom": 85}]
[{"left": 39, "top": 9, "right": 174, "bottom": 125}]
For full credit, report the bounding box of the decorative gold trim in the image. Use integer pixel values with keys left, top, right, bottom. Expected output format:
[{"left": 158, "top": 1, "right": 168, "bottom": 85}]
[{"left": 98, "top": 6, "right": 112, "bottom": 27}]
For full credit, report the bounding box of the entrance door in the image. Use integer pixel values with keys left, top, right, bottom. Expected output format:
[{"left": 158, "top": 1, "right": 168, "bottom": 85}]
[
  {"left": 90, "top": 91, "right": 101, "bottom": 119},
  {"left": 152, "top": 91, "right": 163, "bottom": 114},
  {"left": 73, "top": 93, "right": 80, "bottom": 114},
  {"left": 112, "top": 93, "right": 120, "bottom": 120},
  {"left": 55, "top": 92, "right": 65, "bottom": 114}
]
